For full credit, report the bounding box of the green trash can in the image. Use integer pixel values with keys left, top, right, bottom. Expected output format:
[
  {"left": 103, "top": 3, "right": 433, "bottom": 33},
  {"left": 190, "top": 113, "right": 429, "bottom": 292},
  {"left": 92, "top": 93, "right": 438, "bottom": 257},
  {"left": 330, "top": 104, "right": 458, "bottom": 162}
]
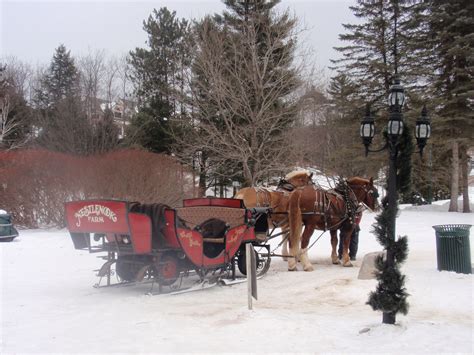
[{"left": 432, "top": 224, "right": 472, "bottom": 274}]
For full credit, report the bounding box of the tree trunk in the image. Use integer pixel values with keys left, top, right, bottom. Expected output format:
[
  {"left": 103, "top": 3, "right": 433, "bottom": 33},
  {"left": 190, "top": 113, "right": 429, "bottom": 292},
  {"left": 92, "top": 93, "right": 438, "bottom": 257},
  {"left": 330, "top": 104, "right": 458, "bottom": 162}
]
[
  {"left": 198, "top": 155, "right": 207, "bottom": 197},
  {"left": 219, "top": 179, "right": 224, "bottom": 198},
  {"left": 242, "top": 162, "right": 253, "bottom": 187},
  {"left": 461, "top": 153, "right": 471, "bottom": 213},
  {"left": 448, "top": 141, "right": 459, "bottom": 212}
]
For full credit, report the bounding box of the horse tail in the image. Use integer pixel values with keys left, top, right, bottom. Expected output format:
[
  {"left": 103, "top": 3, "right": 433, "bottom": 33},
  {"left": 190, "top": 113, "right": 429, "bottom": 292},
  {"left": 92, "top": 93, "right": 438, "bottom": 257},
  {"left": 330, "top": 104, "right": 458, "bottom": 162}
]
[{"left": 288, "top": 189, "right": 303, "bottom": 270}]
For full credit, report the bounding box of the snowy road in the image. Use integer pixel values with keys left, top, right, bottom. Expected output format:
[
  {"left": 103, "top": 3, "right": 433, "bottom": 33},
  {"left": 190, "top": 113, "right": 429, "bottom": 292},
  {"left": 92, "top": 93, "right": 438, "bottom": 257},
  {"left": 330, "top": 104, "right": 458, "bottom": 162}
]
[{"left": 1, "top": 202, "right": 473, "bottom": 354}]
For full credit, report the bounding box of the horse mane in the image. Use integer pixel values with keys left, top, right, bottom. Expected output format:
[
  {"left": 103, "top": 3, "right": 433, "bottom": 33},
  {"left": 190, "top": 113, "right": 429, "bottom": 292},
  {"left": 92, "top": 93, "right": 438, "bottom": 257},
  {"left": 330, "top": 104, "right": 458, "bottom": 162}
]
[{"left": 285, "top": 169, "right": 310, "bottom": 180}]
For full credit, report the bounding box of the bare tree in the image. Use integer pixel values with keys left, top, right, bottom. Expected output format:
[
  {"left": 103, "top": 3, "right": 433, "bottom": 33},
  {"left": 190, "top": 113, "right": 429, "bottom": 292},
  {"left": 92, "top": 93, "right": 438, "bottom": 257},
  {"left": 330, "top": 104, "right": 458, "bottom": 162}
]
[
  {"left": 0, "top": 91, "right": 14, "bottom": 147},
  {"left": 1, "top": 56, "right": 34, "bottom": 101},
  {"left": 0, "top": 64, "right": 31, "bottom": 150},
  {"left": 173, "top": 13, "right": 303, "bottom": 187},
  {"left": 117, "top": 54, "right": 134, "bottom": 101},
  {"left": 78, "top": 48, "right": 106, "bottom": 120}
]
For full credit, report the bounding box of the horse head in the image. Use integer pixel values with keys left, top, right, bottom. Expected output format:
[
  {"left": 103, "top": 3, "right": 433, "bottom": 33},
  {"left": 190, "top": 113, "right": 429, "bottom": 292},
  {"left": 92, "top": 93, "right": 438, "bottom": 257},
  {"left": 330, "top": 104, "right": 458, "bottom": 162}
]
[{"left": 347, "top": 177, "right": 379, "bottom": 211}]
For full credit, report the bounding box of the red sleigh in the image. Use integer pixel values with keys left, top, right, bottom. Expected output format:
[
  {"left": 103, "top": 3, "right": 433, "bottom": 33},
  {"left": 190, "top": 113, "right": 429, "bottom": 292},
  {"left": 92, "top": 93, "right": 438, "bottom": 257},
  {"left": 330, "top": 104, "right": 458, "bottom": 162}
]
[{"left": 65, "top": 197, "right": 271, "bottom": 289}]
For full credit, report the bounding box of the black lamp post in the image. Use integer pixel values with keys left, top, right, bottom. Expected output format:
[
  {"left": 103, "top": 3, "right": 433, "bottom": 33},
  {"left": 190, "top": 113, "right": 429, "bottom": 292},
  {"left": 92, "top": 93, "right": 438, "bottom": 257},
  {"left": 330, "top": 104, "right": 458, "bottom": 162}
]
[
  {"left": 360, "top": 76, "right": 431, "bottom": 324},
  {"left": 415, "top": 105, "right": 431, "bottom": 157}
]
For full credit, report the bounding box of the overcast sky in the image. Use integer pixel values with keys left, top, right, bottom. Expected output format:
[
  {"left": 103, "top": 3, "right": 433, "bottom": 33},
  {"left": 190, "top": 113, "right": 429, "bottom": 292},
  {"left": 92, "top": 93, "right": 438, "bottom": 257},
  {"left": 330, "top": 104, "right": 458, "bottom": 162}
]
[{"left": 1, "top": 0, "right": 355, "bottom": 72}]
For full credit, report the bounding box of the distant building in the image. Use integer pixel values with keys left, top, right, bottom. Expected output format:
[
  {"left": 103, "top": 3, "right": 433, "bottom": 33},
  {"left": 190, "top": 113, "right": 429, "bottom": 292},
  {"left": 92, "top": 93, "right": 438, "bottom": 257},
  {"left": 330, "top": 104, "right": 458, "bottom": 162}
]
[{"left": 88, "top": 98, "right": 138, "bottom": 139}]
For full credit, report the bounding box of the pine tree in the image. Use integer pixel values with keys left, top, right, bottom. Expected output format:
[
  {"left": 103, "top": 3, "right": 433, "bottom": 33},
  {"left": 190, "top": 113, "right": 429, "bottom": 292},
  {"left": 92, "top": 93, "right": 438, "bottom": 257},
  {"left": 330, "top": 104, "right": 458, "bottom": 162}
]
[
  {"left": 424, "top": 0, "right": 474, "bottom": 212},
  {"left": 34, "top": 45, "right": 94, "bottom": 154},
  {"left": 331, "top": 0, "right": 416, "bottom": 106},
  {"left": 128, "top": 7, "right": 191, "bottom": 153},
  {"left": 325, "top": 74, "right": 384, "bottom": 177},
  {"left": 35, "top": 44, "right": 79, "bottom": 109},
  {"left": 330, "top": 0, "right": 418, "bottom": 179},
  {"left": 332, "top": 0, "right": 414, "bottom": 324}
]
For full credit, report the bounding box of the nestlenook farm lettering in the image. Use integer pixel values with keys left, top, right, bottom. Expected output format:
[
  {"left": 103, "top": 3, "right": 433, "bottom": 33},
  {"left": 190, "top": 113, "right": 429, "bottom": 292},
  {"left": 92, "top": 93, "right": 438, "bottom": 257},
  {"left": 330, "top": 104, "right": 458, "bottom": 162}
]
[{"left": 74, "top": 204, "right": 118, "bottom": 226}]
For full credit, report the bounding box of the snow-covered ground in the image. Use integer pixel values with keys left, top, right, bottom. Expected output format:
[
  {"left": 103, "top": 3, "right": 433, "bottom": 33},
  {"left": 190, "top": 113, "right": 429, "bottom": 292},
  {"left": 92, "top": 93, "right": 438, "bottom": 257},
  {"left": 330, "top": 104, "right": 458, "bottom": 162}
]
[{"left": 1, "top": 199, "right": 473, "bottom": 354}]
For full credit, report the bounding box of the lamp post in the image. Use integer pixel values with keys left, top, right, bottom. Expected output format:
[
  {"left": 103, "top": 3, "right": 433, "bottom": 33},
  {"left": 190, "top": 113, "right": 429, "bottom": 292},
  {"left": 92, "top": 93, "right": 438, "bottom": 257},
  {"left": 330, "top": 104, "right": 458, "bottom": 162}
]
[{"left": 360, "top": 76, "right": 431, "bottom": 324}]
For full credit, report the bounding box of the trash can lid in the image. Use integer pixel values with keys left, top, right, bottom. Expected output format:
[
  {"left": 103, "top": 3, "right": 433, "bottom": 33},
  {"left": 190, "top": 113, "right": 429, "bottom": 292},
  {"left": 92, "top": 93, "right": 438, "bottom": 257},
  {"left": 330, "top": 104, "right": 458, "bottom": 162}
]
[{"left": 432, "top": 224, "right": 472, "bottom": 232}]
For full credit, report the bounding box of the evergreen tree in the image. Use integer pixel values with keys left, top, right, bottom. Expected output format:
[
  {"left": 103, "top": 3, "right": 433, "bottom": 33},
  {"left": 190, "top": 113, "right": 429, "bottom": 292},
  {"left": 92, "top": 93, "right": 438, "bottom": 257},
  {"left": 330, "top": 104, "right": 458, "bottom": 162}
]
[
  {"left": 332, "top": 0, "right": 414, "bottom": 323},
  {"left": 35, "top": 44, "right": 79, "bottom": 108},
  {"left": 330, "top": 0, "right": 417, "bottom": 180},
  {"left": 424, "top": 0, "right": 473, "bottom": 212},
  {"left": 325, "top": 74, "right": 384, "bottom": 177},
  {"left": 331, "top": 0, "right": 415, "bottom": 107},
  {"left": 34, "top": 45, "right": 95, "bottom": 154},
  {"left": 128, "top": 7, "right": 191, "bottom": 153}
]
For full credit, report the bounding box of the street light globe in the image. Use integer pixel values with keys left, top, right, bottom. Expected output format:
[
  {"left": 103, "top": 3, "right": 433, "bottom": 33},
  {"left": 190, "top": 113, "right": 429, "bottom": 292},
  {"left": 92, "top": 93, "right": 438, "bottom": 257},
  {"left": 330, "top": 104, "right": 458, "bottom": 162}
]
[
  {"left": 360, "top": 104, "right": 375, "bottom": 140},
  {"left": 415, "top": 105, "right": 431, "bottom": 140},
  {"left": 388, "top": 77, "right": 405, "bottom": 107},
  {"left": 387, "top": 112, "right": 404, "bottom": 136}
]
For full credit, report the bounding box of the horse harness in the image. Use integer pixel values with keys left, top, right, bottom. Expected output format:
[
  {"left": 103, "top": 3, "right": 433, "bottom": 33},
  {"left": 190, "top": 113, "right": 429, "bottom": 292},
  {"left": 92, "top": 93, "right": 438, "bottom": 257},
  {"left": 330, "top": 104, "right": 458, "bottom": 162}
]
[
  {"left": 254, "top": 178, "right": 297, "bottom": 209},
  {"left": 254, "top": 179, "right": 298, "bottom": 230},
  {"left": 303, "top": 181, "right": 361, "bottom": 231}
]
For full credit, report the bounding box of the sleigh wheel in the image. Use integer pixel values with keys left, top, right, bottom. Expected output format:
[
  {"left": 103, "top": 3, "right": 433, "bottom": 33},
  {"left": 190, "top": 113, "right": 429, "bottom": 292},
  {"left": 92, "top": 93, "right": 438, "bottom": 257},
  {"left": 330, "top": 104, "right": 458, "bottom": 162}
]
[
  {"left": 254, "top": 245, "right": 271, "bottom": 277},
  {"left": 155, "top": 253, "right": 180, "bottom": 286},
  {"left": 237, "top": 245, "right": 271, "bottom": 277}
]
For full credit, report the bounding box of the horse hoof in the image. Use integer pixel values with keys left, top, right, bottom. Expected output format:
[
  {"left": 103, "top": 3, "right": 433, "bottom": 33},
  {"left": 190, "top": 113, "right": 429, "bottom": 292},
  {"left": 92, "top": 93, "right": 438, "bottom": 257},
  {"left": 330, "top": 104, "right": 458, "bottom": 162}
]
[
  {"left": 304, "top": 265, "right": 314, "bottom": 272},
  {"left": 343, "top": 261, "right": 353, "bottom": 267},
  {"left": 332, "top": 259, "right": 340, "bottom": 265},
  {"left": 288, "top": 267, "right": 297, "bottom": 272}
]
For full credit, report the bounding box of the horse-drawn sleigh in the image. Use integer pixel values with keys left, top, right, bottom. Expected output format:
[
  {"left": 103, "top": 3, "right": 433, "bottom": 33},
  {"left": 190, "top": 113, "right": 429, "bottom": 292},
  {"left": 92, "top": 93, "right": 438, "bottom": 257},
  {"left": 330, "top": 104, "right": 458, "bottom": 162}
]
[{"left": 65, "top": 170, "right": 379, "bottom": 291}]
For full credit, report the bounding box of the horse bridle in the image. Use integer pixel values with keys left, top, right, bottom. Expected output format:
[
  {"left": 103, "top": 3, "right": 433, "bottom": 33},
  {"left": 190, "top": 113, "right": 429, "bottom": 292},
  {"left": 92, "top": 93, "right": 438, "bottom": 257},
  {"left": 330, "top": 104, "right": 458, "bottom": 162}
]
[{"left": 348, "top": 182, "right": 379, "bottom": 211}]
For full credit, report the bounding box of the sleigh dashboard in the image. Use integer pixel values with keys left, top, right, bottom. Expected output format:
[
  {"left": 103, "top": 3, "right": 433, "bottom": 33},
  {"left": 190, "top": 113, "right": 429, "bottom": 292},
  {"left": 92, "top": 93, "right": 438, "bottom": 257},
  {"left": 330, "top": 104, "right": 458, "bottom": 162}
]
[{"left": 65, "top": 200, "right": 154, "bottom": 254}]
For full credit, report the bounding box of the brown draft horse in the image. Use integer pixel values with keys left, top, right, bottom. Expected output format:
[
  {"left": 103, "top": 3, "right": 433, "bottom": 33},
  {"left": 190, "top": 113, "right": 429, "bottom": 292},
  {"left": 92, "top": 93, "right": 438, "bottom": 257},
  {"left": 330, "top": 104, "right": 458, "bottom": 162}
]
[
  {"left": 234, "top": 170, "right": 313, "bottom": 249},
  {"left": 287, "top": 177, "right": 379, "bottom": 271}
]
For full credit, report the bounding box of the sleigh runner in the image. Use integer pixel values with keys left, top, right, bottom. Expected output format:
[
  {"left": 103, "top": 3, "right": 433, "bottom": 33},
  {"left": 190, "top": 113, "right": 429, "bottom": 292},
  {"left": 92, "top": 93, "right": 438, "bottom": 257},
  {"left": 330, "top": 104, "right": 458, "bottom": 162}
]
[{"left": 65, "top": 197, "right": 272, "bottom": 290}]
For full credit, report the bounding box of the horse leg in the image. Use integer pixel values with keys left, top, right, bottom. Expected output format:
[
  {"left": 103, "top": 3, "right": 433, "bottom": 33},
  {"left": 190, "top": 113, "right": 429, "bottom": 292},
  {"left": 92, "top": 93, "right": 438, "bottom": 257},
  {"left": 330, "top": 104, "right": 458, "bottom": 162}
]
[
  {"left": 281, "top": 221, "right": 290, "bottom": 261},
  {"left": 299, "top": 224, "right": 316, "bottom": 271},
  {"left": 282, "top": 236, "right": 289, "bottom": 261},
  {"left": 287, "top": 192, "right": 303, "bottom": 271},
  {"left": 330, "top": 230, "right": 340, "bottom": 264},
  {"left": 340, "top": 226, "right": 355, "bottom": 267},
  {"left": 288, "top": 235, "right": 298, "bottom": 271}
]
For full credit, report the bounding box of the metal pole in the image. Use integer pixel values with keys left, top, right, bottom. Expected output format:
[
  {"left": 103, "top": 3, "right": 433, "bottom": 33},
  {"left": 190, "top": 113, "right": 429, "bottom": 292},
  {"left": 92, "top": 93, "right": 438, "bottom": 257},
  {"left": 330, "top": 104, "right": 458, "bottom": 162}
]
[
  {"left": 383, "top": 141, "right": 398, "bottom": 325},
  {"left": 246, "top": 243, "right": 253, "bottom": 310},
  {"left": 428, "top": 145, "right": 433, "bottom": 204}
]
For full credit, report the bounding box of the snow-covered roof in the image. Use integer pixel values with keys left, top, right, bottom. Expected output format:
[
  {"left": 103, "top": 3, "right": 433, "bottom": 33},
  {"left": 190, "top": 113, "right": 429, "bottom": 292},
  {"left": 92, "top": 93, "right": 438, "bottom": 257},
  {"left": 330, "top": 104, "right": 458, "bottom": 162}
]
[{"left": 0, "top": 209, "right": 8, "bottom": 214}]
